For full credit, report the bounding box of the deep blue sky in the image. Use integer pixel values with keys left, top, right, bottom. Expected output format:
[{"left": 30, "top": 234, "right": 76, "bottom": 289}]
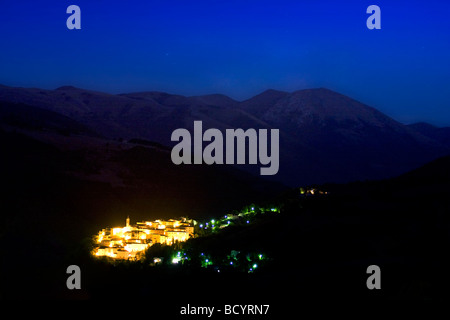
[{"left": 1, "top": 0, "right": 449, "bottom": 125}]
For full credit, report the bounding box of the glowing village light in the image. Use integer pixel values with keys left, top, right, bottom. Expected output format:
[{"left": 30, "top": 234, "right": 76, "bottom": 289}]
[{"left": 154, "top": 258, "right": 162, "bottom": 264}]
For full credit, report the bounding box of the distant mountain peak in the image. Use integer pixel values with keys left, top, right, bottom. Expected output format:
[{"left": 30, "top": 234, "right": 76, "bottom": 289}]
[
  {"left": 254, "top": 88, "right": 289, "bottom": 99},
  {"left": 290, "top": 87, "right": 352, "bottom": 98}
]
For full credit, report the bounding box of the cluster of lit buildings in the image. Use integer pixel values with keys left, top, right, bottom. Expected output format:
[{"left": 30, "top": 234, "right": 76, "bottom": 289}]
[
  {"left": 93, "top": 217, "right": 194, "bottom": 260},
  {"left": 299, "top": 187, "right": 328, "bottom": 196}
]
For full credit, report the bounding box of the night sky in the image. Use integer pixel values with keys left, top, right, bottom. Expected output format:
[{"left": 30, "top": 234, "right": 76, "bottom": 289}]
[{"left": 1, "top": 0, "right": 449, "bottom": 125}]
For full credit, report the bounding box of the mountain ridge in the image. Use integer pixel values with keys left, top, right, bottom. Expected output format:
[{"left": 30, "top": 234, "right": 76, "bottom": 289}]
[{"left": 1, "top": 83, "right": 449, "bottom": 186}]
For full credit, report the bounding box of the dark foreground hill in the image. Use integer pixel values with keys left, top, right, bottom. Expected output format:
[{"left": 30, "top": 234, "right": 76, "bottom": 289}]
[{"left": 1, "top": 122, "right": 449, "bottom": 301}]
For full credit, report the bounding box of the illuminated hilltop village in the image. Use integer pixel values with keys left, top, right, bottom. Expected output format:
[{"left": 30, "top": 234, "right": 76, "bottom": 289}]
[{"left": 94, "top": 217, "right": 194, "bottom": 260}]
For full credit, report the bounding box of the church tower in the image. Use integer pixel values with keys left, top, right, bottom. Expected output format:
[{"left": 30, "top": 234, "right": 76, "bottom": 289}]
[{"left": 126, "top": 216, "right": 130, "bottom": 227}]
